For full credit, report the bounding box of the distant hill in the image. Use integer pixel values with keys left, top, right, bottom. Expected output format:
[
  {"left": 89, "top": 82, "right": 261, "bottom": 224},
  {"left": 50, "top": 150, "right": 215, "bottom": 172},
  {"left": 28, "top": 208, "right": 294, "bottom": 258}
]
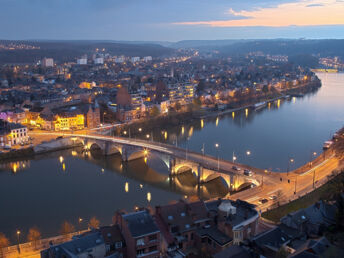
[
  {"left": 218, "top": 39, "right": 344, "bottom": 58},
  {"left": 0, "top": 40, "right": 175, "bottom": 64},
  {"left": 169, "top": 39, "right": 250, "bottom": 49}
]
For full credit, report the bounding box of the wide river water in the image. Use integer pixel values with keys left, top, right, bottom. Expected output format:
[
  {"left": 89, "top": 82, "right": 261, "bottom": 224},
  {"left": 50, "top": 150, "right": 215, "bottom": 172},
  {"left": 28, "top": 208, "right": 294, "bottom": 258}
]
[{"left": 0, "top": 73, "right": 343, "bottom": 241}]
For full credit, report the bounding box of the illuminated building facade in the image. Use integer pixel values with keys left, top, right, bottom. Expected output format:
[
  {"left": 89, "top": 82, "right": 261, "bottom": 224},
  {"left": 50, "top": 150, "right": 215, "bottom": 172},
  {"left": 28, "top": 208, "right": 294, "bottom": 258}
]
[{"left": 0, "top": 120, "right": 28, "bottom": 147}]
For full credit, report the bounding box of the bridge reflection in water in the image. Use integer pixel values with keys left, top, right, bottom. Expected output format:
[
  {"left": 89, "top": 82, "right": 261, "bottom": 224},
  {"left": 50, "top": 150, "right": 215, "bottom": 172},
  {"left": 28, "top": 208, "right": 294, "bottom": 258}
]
[{"left": 72, "top": 144, "right": 252, "bottom": 200}]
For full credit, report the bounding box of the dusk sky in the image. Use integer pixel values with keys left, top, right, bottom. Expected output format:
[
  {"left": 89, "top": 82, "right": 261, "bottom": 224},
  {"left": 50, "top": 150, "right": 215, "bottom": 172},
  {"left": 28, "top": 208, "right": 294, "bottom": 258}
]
[{"left": 1, "top": 0, "right": 344, "bottom": 41}]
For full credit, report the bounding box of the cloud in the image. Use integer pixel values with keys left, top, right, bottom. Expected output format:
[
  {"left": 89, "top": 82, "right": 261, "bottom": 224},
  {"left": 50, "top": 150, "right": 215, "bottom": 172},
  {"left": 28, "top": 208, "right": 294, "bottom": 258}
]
[
  {"left": 306, "top": 3, "right": 324, "bottom": 6},
  {"left": 174, "top": 0, "right": 344, "bottom": 27}
]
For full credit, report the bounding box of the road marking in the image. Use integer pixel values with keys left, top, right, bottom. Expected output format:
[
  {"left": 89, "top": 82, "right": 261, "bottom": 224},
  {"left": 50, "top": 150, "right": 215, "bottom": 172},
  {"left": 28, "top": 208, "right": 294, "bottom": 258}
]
[
  {"left": 300, "top": 155, "right": 335, "bottom": 176},
  {"left": 267, "top": 188, "right": 281, "bottom": 195}
]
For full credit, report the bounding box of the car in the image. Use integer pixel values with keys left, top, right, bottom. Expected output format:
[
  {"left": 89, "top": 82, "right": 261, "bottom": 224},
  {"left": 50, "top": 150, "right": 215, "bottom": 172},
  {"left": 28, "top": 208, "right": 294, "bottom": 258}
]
[
  {"left": 269, "top": 195, "right": 277, "bottom": 200},
  {"left": 259, "top": 198, "right": 268, "bottom": 204},
  {"left": 232, "top": 166, "right": 241, "bottom": 171},
  {"left": 244, "top": 169, "right": 253, "bottom": 176}
]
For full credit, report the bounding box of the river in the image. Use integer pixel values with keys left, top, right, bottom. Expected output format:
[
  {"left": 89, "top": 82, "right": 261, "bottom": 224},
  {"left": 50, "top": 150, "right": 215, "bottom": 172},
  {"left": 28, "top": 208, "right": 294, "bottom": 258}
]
[{"left": 0, "top": 72, "right": 343, "bottom": 241}]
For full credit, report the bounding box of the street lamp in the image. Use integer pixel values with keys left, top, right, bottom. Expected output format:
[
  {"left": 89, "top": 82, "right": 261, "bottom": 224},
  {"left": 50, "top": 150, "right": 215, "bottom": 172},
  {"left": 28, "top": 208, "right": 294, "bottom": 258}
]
[
  {"left": 146, "top": 134, "right": 150, "bottom": 139},
  {"left": 287, "top": 158, "right": 294, "bottom": 176},
  {"left": 215, "top": 143, "right": 220, "bottom": 171},
  {"left": 232, "top": 151, "right": 237, "bottom": 163},
  {"left": 246, "top": 150, "right": 251, "bottom": 156},
  {"left": 17, "top": 230, "right": 21, "bottom": 253},
  {"left": 138, "top": 128, "right": 142, "bottom": 132},
  {"left": 310, "top": 151, "right": 317, "bottom": 168},
  {"left": 78, "top": 218, "right": 83, "bottom": 234}
]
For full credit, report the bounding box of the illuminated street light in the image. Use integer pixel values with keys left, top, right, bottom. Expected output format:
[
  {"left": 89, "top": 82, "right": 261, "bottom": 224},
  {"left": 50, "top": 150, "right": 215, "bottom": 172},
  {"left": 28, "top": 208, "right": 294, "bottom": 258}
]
[
  {"left": 138, "top": 128, "right": 142, "bottom": 132},
  {"left": 246, "top": 150, "right": 251, "bottom": 156},
  {"left": 215, "top": 143, "right": 220, "bottom": 171},
  {"left": 17, "top": 230, "right": 21, "bottom": 253},
  {"left": 59, "top": 156, "right": 64, "bottom": 163},
  {"left": 146, "top": 134, "right": 150, "bottom": 139},
  {"left": 287, "top": 157, "right": 294, "bottom": 176},
  {"left": 123, "top": 131, "right": 127, "bottom": 135}
]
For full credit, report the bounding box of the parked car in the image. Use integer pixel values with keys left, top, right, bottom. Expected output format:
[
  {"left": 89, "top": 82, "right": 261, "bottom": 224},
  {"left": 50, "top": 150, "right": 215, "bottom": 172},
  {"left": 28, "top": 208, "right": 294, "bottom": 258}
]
[
  {"left": 259, "top": 198, "right": 268, "bottom": 204},
  {"left": 269, "top": 195, "right": 277, "bottom": 200},
  {"left": 232, "top": 166, "right": 241, "bottom": 171},
  {"left": 244, "top": 169, "right": 253, "bottom": 176}
]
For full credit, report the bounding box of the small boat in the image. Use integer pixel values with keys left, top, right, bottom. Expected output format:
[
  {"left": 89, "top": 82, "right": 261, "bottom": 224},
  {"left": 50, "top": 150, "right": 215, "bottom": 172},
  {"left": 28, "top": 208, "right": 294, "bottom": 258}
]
[
  {"left": 323, "top": 141, "right": 333, "bottom": 149},
  {"left": 253, "top": 102, "right": 266, "bottom": 110}
]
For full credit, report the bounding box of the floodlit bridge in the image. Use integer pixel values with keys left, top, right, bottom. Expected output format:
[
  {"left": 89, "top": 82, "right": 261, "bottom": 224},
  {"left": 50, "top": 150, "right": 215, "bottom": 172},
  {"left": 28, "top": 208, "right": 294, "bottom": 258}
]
[{"left": 59, "top": 134, "right": 262, "bottom": 192}]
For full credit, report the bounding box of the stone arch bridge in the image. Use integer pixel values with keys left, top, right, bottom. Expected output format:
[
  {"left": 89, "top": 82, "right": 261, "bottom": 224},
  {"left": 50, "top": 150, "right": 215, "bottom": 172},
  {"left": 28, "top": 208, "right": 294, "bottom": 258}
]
[{"left": 67, "top": 134, "right": 261, "bottom": 192}]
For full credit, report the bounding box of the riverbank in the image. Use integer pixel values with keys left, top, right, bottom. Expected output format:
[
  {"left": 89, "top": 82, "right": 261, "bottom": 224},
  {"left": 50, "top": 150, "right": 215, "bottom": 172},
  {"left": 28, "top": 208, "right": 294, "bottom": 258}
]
[
  {"left": 115, "top": 79, "right": 321, "bottom": 138},
  {"left": 0, "top": 137, "right": 82, "bottom": 162}
]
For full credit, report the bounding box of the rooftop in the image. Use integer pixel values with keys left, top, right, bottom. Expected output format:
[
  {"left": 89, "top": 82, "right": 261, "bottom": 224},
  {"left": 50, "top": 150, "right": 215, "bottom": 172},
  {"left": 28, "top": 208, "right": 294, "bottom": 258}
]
[{"left": 123, "top": 210, "right": 160, "bottom": 238}]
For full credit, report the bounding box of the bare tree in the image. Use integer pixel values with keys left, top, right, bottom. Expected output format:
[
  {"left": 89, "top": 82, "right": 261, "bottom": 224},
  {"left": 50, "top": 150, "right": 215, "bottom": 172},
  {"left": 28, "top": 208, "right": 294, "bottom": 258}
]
[
  {"left": 0, "top": 233, "right": 10, "bottom": 258},
  {"left": 276, "top": 190, "right": 283, "bottom": 206},
  {"left": 27, "top": 227, "right": 41, "bottom": 249},
  {"left": 88, "top": 217, "right": 100, "bottom": 229},
  {"left": 60, "top": 221, "right": 75, "bottom": 235}
]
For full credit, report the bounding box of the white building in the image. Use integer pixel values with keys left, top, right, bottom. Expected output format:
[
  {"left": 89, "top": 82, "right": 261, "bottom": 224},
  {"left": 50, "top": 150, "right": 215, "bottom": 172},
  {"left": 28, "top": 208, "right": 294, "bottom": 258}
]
[
  {"left": 77, "top": 58, "right": 87, "bottom": 65},
  {"left": 94, "top": 57, "right": 104, "bottom": 64},
  {"left": 131, "top": 56, "right": 140, "bottom": 63},
  {"left": 143, "top": 56, "right": 152, "bottom": 62},
  {"left": 115, "top": 56, "right": 125, "bottom": 63},
  {"left": 42, "top": 58, "right": 54, "bottom": 67},
  {"left": 0, "top": 122, "right": 28, "bottom": 147}
]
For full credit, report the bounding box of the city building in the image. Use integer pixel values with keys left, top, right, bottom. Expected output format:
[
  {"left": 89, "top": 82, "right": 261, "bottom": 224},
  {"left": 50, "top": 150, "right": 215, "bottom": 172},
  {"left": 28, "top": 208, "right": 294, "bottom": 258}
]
[
  {"left": 77, "top": 56, "right": 88, "bottom": 65},
  {"left": 42, "top": 57, "right": 54, "bottom": 67},
  {"left": 94, "top": 57, "right": 104, "bottom": 64},
  {"left": 115, "top": 210, "right": 161, "bottom": 258},
  {"left": 0, "top": 120, "right": 28, "bottom": 147},
  {"left": 41, "top": 231, "right": 106, "bottom": 258},
  {"left": 205, "top": 199, "right": 259, "bottom": 245},
  {"left": 143, "top": 56, "right": 152, "bottom": 62},
  {"left": 131, "top": 56, "right": 140, "bottom": 63},
  {"left": 99, "top": 225, "right": 126, "bottom": 257}
]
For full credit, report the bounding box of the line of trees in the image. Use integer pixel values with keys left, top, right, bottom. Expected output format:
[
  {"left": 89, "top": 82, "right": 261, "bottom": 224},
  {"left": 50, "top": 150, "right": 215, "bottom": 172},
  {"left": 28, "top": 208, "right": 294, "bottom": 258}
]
[{"left": 0, "top": 216, "right": 101, "bottom": 255}]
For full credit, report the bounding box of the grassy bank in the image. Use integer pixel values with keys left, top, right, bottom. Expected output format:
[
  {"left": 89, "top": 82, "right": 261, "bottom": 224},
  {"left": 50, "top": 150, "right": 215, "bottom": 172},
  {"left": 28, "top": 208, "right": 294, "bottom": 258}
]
[{"left": 262, "top": 169, "right": 344, "bottom": 222}]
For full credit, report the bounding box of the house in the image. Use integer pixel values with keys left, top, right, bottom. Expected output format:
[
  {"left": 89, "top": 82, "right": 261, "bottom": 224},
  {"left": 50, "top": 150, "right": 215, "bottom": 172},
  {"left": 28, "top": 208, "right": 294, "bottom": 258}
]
[
  {"left": 41, "top": 231, "right": 106, "bottom": 258},
  {"left": 99, "top": 225, "right": 126, "bottom": 257},
  {"left": 0, "top": 120, "right": 28, "bottom": 147},
  {"left": 155, "top": 199, "right": 211, "bottom": 254},
  {"left": 205, "top": 199, "right": 259, "bottom": 245},
  {"left": 116, "top": 210, "right": 161, "bottom": 258},
  {"left": 280, "top": 201, "right": 337, "bottom": 237}
]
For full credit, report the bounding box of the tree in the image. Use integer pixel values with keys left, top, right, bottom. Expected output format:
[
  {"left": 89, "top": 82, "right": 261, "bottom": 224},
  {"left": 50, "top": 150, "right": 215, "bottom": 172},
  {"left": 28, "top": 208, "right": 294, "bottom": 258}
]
[
  {"left": 27, "top": 227, "right": 41, "bottom": 249},
  {"left": 196, "top": 80, "right": 206, "bottom": 94},
  {"left": 0, "top": 233, "right": 10, "bottom": 257},
  {"left": 276, "top": 190, "right": 283, "bottom": 206},
  {"left": 88, "top": 217, "right": 100, "bottom": 229},
  {"left": 150, "top": 106, "right": 160, "bottom": 117},
  {"left": 262, "top": 85, "right": 269, "bottom": 93},
  {"left": 60, "top": 221, "right": 75, "bottom": 235},
  {"left": 275, "top": 246, "right": 289, "bottom": 258},
  {"left": 192, "top": 97, "right": 202, "bottom": 110},
  {"left": 175, "top": 101, "right": 181, "bottom": 111}
]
